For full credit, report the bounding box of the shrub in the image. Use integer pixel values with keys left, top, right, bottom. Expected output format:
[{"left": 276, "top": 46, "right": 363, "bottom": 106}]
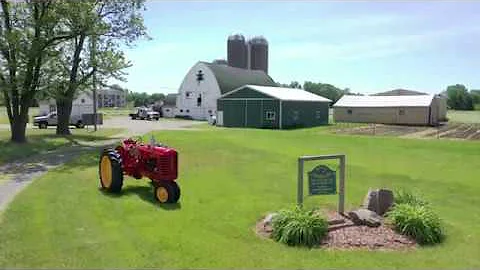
[
  {"left": 271, "top": 207, "right": 328, "bottom": 247},
  {"left": 394, "top": 188, "right": 428, "bottom": 207},
  {"left": 387, "top": 203, "right": 445, "bottom": 245}
]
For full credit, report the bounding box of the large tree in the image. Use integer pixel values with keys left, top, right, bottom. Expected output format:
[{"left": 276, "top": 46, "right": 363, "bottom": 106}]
[
  {"left": 48, "top": 0, "right": 147, "bottom": 135},
  {"left": 0, "top": 0, "right": 76, "bottom": 142},
  {"left": 303, "top": 81, "right": 345, "bottom": 104},
  {"left": 446, "top": 84, "right": 474, "bottom": 110}
]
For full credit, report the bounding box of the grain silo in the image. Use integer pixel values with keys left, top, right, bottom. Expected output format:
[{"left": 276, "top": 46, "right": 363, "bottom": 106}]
[
  {"left": 248, "top": 36, "right": 268, "bottom": 74},
  {"left": 227, "top": 34, "right": 248, "bottom": 69}
]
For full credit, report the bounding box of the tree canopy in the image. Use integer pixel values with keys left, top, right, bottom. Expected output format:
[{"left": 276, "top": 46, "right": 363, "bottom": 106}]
[{"left": 446, "top": 84, "right": 475, "bottom": 111}]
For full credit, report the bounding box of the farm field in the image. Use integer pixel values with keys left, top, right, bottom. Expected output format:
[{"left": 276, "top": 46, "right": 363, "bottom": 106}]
[
  {"left": 447, "top": 110, "right": 480, "bottom": 124},
  {"left": 0, "top": 126, "right": 479, "bottom": 268}
]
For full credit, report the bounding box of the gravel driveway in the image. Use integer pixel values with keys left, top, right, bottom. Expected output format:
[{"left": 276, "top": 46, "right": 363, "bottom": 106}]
[
  {"left": 0, "top": 116, "right": 206, "bottom": 136},
  {"left": 103, "top": 116, "right": 205, "bottom": 136}
]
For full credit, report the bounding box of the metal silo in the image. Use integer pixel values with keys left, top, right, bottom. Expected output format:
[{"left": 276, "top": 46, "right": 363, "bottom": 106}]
[
  {"left": 248, "top": 36, "right": 268, "bottom": 74},
  {"left": 227, "top": 34, "right": 248, "bottom": 69}
]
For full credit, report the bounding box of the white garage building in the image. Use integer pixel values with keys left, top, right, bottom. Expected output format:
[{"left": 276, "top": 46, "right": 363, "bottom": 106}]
[{"left": 175, "top": 61, "right": 276, "bottom": 120}]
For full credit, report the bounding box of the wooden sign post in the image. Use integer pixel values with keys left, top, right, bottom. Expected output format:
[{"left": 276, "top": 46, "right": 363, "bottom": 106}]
[{"left": 297, "top": 154, "right": 346, "bottom": 214}]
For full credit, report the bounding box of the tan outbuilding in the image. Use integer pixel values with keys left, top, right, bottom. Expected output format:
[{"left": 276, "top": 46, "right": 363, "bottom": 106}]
[{"left": 333, "top": 94, "right": 447, "bottom": 126}]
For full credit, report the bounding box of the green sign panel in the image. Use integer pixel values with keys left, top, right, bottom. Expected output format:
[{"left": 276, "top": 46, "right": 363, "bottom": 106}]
[{"left": 308, "top": 165, "right": 336, "bottom": 195}]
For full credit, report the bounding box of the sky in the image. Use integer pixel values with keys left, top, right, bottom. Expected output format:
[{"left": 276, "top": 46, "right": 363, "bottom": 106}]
[{"left": 117, "top": 0, "right": 480, "bottom": 95}]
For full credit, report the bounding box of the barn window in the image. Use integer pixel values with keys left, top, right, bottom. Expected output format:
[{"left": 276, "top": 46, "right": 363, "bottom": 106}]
[
  {"left": 186, "top": 92, "right": 192, "bottom": 98},
  {"left": 347, "top": 109, "right": 353, "bottom": 115},
  {"left": 166, "top": 109, "right": 170, "bottom": 112},
  {"left": 180, "top": 109, "right": 183, "bottom": 113},
  {"left": 81, "top": 98, "right": 85, "bottom": 104},
  {"left": 186, "top": 109, "right": 190, "bottom": 113},
  {"left": 399, "top": 109, "right": 405, "bottom": 115},
  {"left": 265, "top": 111, "right": 276, "bottom": 121},
  {"left": 197, "top": 94, "right": 202, "bottom": 107},
  {"left": 208, "top": 110, "right": 212, "bottom": 114},
  {"left": 315, "top": 111, "right": 322, "bottom": 119}
]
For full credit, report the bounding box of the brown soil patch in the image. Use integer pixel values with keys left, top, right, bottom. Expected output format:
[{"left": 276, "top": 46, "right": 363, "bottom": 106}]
[
  {"left": 333, "top": 123, "right": 480, "bottom": 140},
  {"left": 255, "top": 211, "right": 416, "bottom": 251}
]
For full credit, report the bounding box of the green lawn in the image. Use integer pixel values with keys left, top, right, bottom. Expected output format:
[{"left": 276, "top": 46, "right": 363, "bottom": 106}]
[
  {"left": 447, "top": 110, "right": 480, "bottom": 123},
  {"left": 0, "top": 128, "right": 124, "bottom": 166},
  {"left": 0, "top": 126, "right": 480, "bottom": 268}
]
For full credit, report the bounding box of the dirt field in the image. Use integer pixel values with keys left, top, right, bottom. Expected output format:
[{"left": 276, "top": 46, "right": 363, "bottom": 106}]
[{"left": 333, "top": 122, "right": 480, "bottom": 140}]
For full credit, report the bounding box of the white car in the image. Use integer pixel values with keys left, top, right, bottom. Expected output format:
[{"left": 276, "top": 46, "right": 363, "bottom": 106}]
[{"left": 33, "top": 111, "right": 85, "bottom": 129}]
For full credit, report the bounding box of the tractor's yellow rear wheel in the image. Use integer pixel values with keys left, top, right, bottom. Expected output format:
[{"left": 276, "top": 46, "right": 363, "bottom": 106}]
[
  {"left": 154, "top": 181, "right": 180, "bottom": 204},
  {"left": 99, "top": 148, "right": 123, "bottom": 193}
]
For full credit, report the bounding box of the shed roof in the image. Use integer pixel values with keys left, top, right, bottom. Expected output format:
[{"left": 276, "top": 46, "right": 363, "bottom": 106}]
[
  {"left": 201, "top": 62, "right": 277, "bottom": 94},
  {"left": 333, "top": 94, "right": 435, "bottom": 108},
  {"left": 372, "top": 89, "right": 429, "bottom": 96},
  {"left": 222, "top": 85, "right": 332, "bottom": 102}
]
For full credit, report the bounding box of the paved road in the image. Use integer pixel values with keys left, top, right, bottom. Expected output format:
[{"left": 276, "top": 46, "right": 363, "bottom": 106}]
[
  {"left": 0, "top": 116, "right": 205, "bottom": 135},
  {"left": 103, "top": 116, "right": 205, "bottom": 136}
]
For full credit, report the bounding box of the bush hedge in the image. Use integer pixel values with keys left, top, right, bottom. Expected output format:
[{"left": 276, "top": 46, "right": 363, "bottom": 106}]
[
  {"left": 271, "top": 207, "right": 328, "bottom": 247},
  {"left": 394, "top": 188, "right": 428, "bottom": 207},
  {"left": 387, "top": 193, "right": 445, "bottom": 246}
]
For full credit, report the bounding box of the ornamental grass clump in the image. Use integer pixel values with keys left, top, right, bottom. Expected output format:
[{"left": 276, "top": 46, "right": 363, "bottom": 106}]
[
  {"left": 394, "top": 188, "right": 429, "bottom": 207},
  {"left": 387, "top": 203, "right": 445, "bottom": 245},
  {"left": 271, "top": 207, "right": 328, "bottom": 248}
]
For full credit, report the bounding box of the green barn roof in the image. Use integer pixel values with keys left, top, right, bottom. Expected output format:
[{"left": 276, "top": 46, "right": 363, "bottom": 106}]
[{"left": 201, "top": 61, "right": 276, "bottom": 94}]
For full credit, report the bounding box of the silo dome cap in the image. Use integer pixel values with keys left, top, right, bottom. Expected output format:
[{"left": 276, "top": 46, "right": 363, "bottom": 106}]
[
  {"left": 248, "top": 36, "right": 268, "bottom": 45},
  {"left": 228, "top": 34, "right": 246, "bottom": 41}
]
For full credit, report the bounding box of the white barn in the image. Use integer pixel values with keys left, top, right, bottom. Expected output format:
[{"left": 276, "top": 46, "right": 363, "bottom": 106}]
[{"left": 175, "top": 61, "right": 277, "bottom": 120}]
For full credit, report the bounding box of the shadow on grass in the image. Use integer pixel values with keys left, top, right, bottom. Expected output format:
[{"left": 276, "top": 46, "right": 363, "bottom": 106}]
[{"left": 99, "top": 186, "right": 182, "bottom": 210}]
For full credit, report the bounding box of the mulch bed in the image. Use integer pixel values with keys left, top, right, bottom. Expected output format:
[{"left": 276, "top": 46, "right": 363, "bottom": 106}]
[{"left": 255, "top": 211, "right": 417, "bottom": 250}]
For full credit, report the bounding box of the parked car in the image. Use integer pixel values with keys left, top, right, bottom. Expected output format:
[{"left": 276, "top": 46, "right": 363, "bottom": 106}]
[
  {"left": 129, "top": 107, "right": 160, "bottom": 120},
  {"left": 33, "top": 111, "right": 85, "bottom": 129}
]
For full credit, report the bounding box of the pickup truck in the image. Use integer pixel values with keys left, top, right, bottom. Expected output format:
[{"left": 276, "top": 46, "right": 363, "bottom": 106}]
[
  {"left": 129, "top": 107, "right": 160, "bottom": 121},
  {"left": 33, "top": 111, "right": 85, "bottom": 129}
]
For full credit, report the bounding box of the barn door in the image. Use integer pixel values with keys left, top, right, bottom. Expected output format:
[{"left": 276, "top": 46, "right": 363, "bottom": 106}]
[{"left": 217, "top": 111, "right": 223, "bottom": 126}]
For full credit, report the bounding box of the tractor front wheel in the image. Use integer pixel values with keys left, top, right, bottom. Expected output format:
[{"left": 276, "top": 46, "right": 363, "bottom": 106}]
[
  {"left": 154, "top": 181, "right": 180, "bottom": 203},
  {"left": 99, "top": 148, "right": 124, "bottom": 193}
]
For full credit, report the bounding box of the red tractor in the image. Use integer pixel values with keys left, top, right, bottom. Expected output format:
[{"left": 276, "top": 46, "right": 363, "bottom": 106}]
[{"left": 98, "top": 137, "right": 180, "bottom": 203}]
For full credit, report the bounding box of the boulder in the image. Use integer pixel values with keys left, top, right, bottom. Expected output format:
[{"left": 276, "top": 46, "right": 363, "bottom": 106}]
[
  {"left": 348, "top": 209, "right": 382, "bottom": 227},
  {"left": 263, "top": 213, "right": 278, "bottom": 226},
  {"left": 362, "top": 188, "right": 394, "bottom": 216}
]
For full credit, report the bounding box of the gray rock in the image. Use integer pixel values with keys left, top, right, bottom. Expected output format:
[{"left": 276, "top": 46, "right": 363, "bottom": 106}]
[
  {"left": 377, "top": 189, "right": 394, "bottom": 216},
  {"left": 263, "top": 213, "right": 278, "bottom": 226},
  {"left": 348, "top": 209, "right": 382, "bottom": 227},
  {"left": 362, "top": 188, "right": 394, "bottom": 216}
]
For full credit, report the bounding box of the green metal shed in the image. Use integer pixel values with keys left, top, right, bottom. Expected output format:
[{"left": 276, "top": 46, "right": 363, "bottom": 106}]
[{"left": 217, "top": 85, "right": 331, "bottom": 129}]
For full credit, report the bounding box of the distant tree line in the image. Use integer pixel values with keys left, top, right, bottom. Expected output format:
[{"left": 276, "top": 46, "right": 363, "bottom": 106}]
[
  {"left": 445, "top": 84, "right": 480, "bottom": 111},
  {"left": 127, "top": 91, "right": 165, "bottom": 107},
  {"left": 277, "top": 81, "right": 363, "bottom": 104}
]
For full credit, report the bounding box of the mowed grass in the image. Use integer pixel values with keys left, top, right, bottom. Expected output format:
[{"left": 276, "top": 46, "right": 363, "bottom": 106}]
[
  {"left": 0, "top": 128, "right": 124, "bottom": 166},
  {"left": 0, "top": 126, "right": 480, "bottom": 268},
  {"left": 447, "top": 110, "right": 480, "bottom": 123},
  {"left": 0, "top": 107, "right": 40, "bottom": 124}
]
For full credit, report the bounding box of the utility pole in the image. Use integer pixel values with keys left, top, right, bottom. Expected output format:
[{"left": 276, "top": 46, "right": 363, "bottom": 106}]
[{"left": 91, "top": 35, "right": 98, "bottom": 131}]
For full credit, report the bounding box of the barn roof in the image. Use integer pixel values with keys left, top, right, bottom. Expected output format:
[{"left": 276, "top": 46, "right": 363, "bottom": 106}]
[
  {"left": 222, "top": 85, "right": 332, "bottom": 102},
  {"left": 333, "top": 95, "right": 435, "bottom": 108},
  {"left": 201, "top": 62, "right": 277, "bottom": 94}
]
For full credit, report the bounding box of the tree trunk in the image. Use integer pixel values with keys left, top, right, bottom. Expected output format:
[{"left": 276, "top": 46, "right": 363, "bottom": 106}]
[
  {"left": 56, "top": 98, "right": 73, "bottom": 135},
  {"left": 10, "top": 116, "right": 27, "bottom": 143}
]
